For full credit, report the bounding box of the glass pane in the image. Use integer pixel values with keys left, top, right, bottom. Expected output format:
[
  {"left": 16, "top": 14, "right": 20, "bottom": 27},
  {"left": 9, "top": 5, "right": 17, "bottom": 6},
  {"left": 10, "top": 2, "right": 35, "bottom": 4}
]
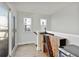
[
  {"left": 0, "top": 16, "right": 8, "bottom": 26},
  {"left": 0, "top": 26, "right": 8, "bottom": 30},
  {"left": 0, "top": 3, "right": 8, "bottom": 16},
  {"left": 0, "top": 16, "right": 8, "bottom": 38},
  {"left": 0, "top": 38, "right": 6, "bottom": 40},
  {"left": 24, "top": 18, "right": 31, "bottom": 25},
  {"left": 40, "top": 19, "right": 47, "bottom": 25},
  {"left": 0, "top": 32, "right": 5, "bottom": 37}
]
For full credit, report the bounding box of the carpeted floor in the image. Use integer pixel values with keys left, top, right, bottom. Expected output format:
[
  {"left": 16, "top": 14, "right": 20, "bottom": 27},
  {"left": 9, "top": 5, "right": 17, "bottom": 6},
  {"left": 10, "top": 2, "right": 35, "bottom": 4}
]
[{"left": 14, "top": 44, "right": 47, "bottom": 57}]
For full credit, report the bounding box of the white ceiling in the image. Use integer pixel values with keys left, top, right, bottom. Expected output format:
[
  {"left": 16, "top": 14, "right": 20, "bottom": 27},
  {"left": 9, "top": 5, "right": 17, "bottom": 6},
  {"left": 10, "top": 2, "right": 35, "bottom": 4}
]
[{"left": 9, "top": 2, "right": 75, "bottom": 15}]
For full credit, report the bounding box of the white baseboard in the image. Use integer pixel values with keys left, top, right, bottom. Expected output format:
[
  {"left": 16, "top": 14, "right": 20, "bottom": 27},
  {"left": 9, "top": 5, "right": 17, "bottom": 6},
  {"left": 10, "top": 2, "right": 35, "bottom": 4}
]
[{"left": 18, "top": 41, "right": 36, "bottom": 46}]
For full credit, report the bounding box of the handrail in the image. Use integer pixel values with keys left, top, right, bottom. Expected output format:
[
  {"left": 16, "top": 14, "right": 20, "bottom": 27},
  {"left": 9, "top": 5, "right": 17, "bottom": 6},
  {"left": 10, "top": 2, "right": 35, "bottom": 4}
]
[{"left": 40, "top": 32, "right": 54, "bottom": 36}]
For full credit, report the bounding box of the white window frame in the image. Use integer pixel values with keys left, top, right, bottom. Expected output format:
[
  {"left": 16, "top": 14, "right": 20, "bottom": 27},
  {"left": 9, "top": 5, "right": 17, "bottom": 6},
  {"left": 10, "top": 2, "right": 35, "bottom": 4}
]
[
  {"left": 40, "top": 18, "right": 47, "bottom": 31},
  {"left": 40, "top": 18, "right": 47, "bottom": 26},
  {"left": 24, "top": 18, "right": 32, "bottom": 31}
]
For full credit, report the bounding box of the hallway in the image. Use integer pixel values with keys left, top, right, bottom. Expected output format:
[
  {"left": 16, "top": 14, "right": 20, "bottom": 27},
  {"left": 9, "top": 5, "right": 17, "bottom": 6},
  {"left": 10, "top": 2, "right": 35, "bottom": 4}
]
[{"left": 14, "top": 44, "right": 47, "bottom": 57}]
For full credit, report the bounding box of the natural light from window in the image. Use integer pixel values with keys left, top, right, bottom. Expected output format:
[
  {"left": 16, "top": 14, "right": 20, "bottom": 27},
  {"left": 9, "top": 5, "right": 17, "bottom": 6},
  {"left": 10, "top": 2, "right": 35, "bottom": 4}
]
[
  {"left": 24, "top": 18, "right": 31, "bottom": 31},
  {"left": 40, "top": 19, "right": 47, "bottom": 26},
  {"left": 0, "top": 5, "right": 8, "bottom": 40},
  {"left": 0, "top": 16, "right": 8, "bottom": 40}
]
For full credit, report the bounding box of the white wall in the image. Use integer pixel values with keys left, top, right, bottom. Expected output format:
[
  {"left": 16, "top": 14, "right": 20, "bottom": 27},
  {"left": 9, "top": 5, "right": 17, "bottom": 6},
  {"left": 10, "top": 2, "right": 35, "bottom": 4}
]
[
  {"left": 47, "top": 31, "right": 79, "bottom": 46},
  {"left": 50, "top": 3, "right": 79, "bottom": 46},
  {"left": 17, "top": 11, "right": 51, "bottom": 45},
  {"left": 50, "top": 3, "right": 79, "bottom": 35}
]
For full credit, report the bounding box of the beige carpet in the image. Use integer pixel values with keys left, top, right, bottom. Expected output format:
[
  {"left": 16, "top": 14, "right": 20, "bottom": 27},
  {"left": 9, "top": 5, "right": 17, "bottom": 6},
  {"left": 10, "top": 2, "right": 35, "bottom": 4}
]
[{"left": 14, "top": 44, "right": 47, "bottom": 57}]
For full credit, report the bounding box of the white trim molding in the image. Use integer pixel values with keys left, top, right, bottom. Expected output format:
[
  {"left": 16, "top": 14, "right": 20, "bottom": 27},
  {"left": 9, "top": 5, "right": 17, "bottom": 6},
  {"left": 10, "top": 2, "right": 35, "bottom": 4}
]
[
  {"left": 47, "top": 31, "right": 79, "bottom": 46},
  {"left": 18, "top": 41, "right": 36, "bottom": 46}
]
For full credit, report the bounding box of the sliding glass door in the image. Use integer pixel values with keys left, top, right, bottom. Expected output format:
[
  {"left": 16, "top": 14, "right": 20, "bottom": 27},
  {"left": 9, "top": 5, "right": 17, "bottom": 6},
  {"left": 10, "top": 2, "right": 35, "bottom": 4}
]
[{"left": 0, "top": 3, "right": 9, "bottom": 57}]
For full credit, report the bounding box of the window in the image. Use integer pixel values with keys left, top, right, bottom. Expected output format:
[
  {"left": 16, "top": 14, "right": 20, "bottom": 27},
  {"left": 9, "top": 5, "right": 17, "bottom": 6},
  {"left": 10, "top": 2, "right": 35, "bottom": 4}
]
[
  {"left": 0, "top": 6, "right": 8, "bottom": 40},
  {"left": 40, "top": 19, "right": 47, "bottom": 31},
  {"left": 0, "top": 16, "right": 8, "bottom": 30},
  {"left": 0, "top": 16, "right": 8, "bottom": 40},
  {"left": 24, "top": 18, "right": 32, "bottom": 31},
  {"left": 40, "top": 19, "right": 47, "bottom": 26}
]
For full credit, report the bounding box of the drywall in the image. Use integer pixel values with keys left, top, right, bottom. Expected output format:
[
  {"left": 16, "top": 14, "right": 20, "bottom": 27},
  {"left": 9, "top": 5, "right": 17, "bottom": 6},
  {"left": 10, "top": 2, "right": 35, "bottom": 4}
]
[
  {"left": 50, "top": 3, "right": 79, "bottom": 46},
  {"left": 17, "top": 11, "right": 51, "bottom": 45},
  {"left": 47, "top": 31, "right": 79, "bottom": 46},
  {"left": 50, "top": 3, "right": 79, "bottom": 35}
]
